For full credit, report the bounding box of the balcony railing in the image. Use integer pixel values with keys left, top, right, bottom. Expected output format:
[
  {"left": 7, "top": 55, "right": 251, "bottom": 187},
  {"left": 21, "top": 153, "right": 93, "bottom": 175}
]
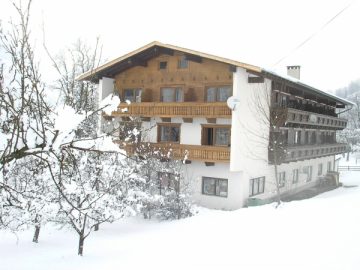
[
  {"left": 117, "top": 142, "right": 230, "bottom": 163},
  {"left": 270, "top": 143, "right": 347, "bottom": 164},
  {"left": 112, "top": 102, "right": 232, "bottom": 118},
  {"left": 272, "top": 107, "right": 347, "bottom": 130}
]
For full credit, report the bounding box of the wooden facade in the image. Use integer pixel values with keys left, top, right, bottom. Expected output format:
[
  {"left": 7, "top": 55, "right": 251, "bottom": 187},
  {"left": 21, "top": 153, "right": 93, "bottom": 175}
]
[{"left": 114, "top": 51, "right": 233, "bottom": 103}]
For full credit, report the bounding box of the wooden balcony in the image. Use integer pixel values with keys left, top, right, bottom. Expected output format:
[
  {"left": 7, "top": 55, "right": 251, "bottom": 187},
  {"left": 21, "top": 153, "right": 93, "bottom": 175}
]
[
  {"left": 270, "top": 143, "right": 348, "bottom": 164},
  {"left": 273, "top": 107, "right": 347, "bottom": 130},
  {"left": 112, "top": 102, "right": 232, "bottom": 118},
  {"left": 117, "top": 142, "right": 230, "bottom": 163}
]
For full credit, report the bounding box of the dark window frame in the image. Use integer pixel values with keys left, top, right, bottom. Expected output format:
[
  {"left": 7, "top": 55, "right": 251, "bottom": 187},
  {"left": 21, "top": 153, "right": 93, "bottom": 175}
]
[
  {"left": 202, "top": 177, "right": 228, "bottom": 197},
  {"left": 157, "top": 123, "right": 181, "bottom": 143},
  {"left": 159, "top": 61, "right": 168, "bottom": 70},
  {"left": 292, "top": 169, "right": 299, "bottom": 184},
  {"left": 160, "top": 87, "right": 184, "bottom": 102},
  {"left": 205, "top": 85, "right": 233, "bottom": 102},
  {"left": 157, "top": 171, "right": 180, "bottom": 194},
  {"left": 201, "top": 124, "right": 231, "bottom": 147},
  {"left": 177, "top": 56, "right": 188, "bottom": 69},
  {"left": 119, "top": 121, "right": 142, "bottom": 142},
  {"left": 123, "top": 88, "right": 142, "bottom": 103},
  {"left": 318, "top": 163, "right": 323, "bottom": 176},
  {"left": 278, "top": 171, "right": 286, "bottom": 188},
  {"left": 249, "top": 176, "right": 265, "bottom": 197}
]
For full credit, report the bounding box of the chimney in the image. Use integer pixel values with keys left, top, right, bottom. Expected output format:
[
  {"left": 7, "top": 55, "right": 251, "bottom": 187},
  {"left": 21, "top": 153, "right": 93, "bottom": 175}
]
[{"left": 287, "top": 65, "right": 301, "bottom": 80}]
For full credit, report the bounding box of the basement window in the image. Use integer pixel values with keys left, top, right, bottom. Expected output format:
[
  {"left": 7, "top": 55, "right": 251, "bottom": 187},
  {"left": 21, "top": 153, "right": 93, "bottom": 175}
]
[
  {"left": 278, "top": 172, "right": 286, "bottom": 188},
  {"left": 202, "top": 177, "right": 228, "bottom": 197},
  {"left": 318, "top": 163, "right": 323, "bottom": 176},
  {"left": 292, "top": 169, "right": 299, "bottom": 184},
  {"left": 249, "top": 176, "right": 265, "bottom": 196},
  {"left": 303, "top": 166, "right": 313, "bottom": 182}
]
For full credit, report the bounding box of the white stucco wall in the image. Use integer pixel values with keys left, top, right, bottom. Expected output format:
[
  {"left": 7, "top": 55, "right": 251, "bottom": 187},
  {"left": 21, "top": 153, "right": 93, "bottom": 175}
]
[
  {"left": 99, "top": 77, "right": 115, "bottom": 101},
  {"left": 230, "top": 67, "right": 270, "bottom": 174},
  {"left": 98, "top": 77, "right": 115, "bottom": 133},
  {"left": 183, "top": 161, "right": 244, "bottom": 210}
]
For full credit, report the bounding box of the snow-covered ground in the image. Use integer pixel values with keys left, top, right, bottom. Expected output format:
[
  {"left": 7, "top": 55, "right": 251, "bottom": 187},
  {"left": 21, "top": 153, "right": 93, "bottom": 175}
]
[{"left": 1, "top": 158, "right": 360, "bottom": 270}]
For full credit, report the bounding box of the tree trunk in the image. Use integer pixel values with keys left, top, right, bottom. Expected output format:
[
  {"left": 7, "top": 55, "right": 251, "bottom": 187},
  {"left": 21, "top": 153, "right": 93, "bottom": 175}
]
[
  {"left": 347, "top": 150, "right": 350, "bottom": 161},
  {"left": 94, "top": 224, "right": 99, "bottom": 231},
  {"left": 78, "top": 234, "right": 85, "bottom": 256},
  {"left": 32, "top": 225, "right": 40, "bottom": 243},
  {"left": 273, "top": 149, "right": 281, "bottom": 207}
]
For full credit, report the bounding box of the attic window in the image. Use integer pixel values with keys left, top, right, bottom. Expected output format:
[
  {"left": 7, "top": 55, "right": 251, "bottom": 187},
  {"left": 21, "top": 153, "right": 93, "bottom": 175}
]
[
  {"left": 159, "top": 61, "right": 167, "bottom": 70},
  {"left": 178, "top": 56, "right": 188, "bottom": 69}
]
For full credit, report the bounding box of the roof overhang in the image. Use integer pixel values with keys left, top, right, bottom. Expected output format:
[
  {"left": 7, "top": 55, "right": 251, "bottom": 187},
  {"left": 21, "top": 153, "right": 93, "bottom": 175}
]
[{"left": 76, "top": 41, "right": 262, "bottom": 81}]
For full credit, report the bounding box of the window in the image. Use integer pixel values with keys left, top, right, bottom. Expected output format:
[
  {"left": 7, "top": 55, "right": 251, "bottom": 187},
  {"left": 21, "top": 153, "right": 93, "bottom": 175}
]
[
  {"left": 318, "top": 163, "right": 323, "bottom": 176},
  {"left": 278, "top": 172, "right": 286, "bottom": 188},
  {"left": 292, "top": 169, "right": 299, "bottom": 184},
  {"left": 161, "top": 87, "right": 183, "bottom": 102},
  {"left": 294, "top": 130, "right": 301, "bottom": 145},
  {"left": 124, "top": 88, "right": 142, "bottom": 103},
  {"left": 202, "top": 126, "right": 231, "bottom": 146},
  {"left": 178, "top": 56, "right": 188, "bottom": 69},
  {"left": 119, "top": 121, "right": 142, "bottom": 142},
  {"left": 206, "top": 86, "right": 232, "bottom": 102},
  {"left": 249, "top": 177, "right": 265, "bottom": 196},
  {"left": 158, "top": 172, "right": 179, "bottom": 194},
  {"left": 327, "top": 161, "right": 332, "bottom": 172},
  {"left": 159, "top": 61, "right": 167, "bottom": 70},
  {"left": 202, "top": 177, "right": 228, "bottom": 197},
  {"left": 158, "top": 124, "right": 180, "bottom": 143},
  {"left": 303, "top": 166, "right": 312, "bottom": 182}
]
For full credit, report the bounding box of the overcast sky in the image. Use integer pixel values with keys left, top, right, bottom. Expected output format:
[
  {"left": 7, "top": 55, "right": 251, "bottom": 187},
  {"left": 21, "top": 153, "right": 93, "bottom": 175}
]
[{"left": 1, "top": 0, "right": 359, "bottom": 92}]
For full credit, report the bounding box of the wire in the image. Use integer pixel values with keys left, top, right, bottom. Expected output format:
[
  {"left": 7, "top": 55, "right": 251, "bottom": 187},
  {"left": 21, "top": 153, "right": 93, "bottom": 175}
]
[{"left": 272, "top": 0, "right": 357, "bottom": 67}]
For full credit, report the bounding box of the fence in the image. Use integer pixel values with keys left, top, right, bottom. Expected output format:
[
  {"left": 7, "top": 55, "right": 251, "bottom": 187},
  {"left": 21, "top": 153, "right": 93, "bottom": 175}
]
[{"left": 338, "top": 166, "right": 360, "bottom": 171}]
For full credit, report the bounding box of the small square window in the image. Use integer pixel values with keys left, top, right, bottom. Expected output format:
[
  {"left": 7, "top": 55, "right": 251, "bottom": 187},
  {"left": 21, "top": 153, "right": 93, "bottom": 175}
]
[{"left": 159, "top": 61, "right": 167, "bottom": 70}]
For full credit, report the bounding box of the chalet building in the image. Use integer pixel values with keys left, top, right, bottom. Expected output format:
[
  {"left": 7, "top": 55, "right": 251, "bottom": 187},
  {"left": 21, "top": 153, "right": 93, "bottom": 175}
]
[{"left": 78, "top": 41, "right": 352, "bottom": 210}]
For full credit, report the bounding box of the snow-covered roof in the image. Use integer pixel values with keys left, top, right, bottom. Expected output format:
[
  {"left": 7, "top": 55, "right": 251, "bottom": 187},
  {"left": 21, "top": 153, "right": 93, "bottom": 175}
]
[{"left": 77, "top": 41, "right": 353, "bottom": 107}]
